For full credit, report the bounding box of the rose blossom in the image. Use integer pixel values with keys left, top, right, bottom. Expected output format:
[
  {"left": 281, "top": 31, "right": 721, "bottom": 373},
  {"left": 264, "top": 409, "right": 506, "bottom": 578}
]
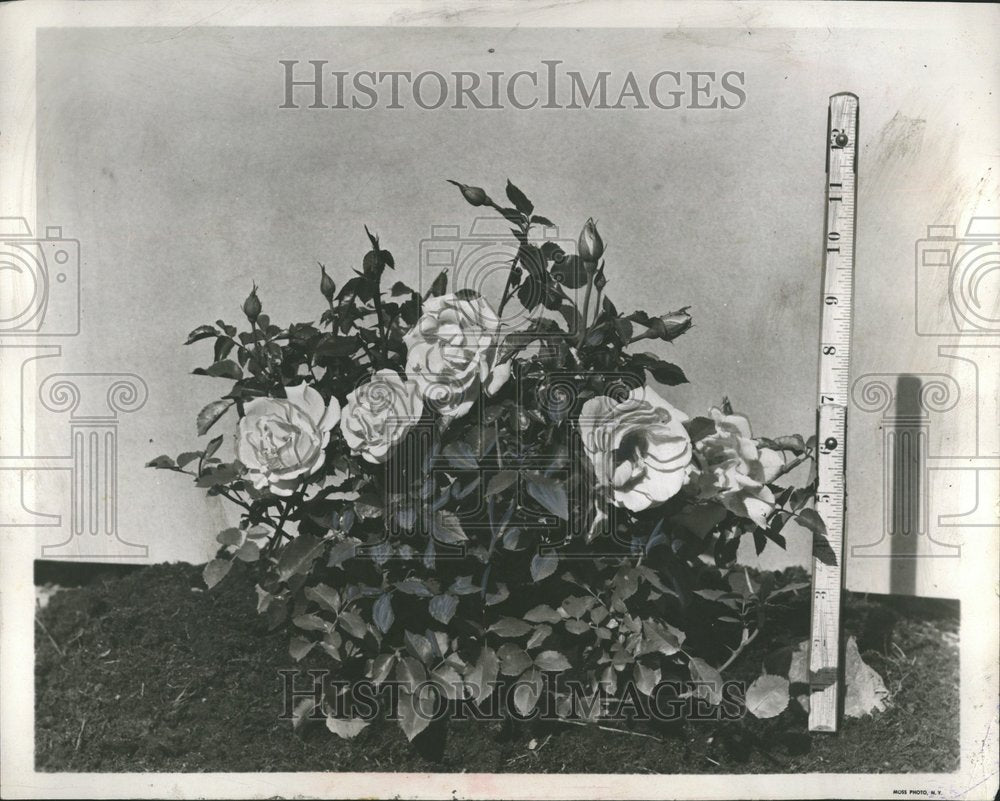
[
  {"left": 236, "top": 383, "right": 340, "bottom": 496},
  {"left": 341, "top": 369, "right": 424, "bottom": 464},
  {"left": 578, "top": 385, "right": 693, "bottom": 512},
  {"left": 688, "top": 407, "right": 784, "bottom": 527},
  {"left": 403, "top": 293, "right": 511, "bottom": 419}
]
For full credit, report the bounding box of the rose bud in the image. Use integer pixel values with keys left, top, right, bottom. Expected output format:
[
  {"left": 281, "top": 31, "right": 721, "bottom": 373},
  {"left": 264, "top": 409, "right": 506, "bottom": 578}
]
[
  {"left": 242, "top": 284, "right": 262, "bottom": 324},
  {"left": 648, "top": 307, "right": 692, "bottom": 341},
  {"left": 319, "top": 264, "right": 336, "bottom": 302},
  {"left": 594, "top": 263, "right": 607, "bottom": 291},
  {"left": 446, "top": 179, "right": 491, "bottom": 207},
  {"left": 578, "top": 218, "right": 604, "bottom": 263}
]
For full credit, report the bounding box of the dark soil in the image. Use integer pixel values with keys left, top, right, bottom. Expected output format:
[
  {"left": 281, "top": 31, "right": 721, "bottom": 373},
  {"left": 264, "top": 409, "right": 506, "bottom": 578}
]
[{"left": 35, "top": 562, "right": 960, "bottom": 773}]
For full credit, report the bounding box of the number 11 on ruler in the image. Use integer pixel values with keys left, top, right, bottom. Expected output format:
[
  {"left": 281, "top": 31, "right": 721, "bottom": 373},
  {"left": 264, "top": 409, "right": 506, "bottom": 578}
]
[{"left": 809, "top": 92, "right": 858, "bottom": 733}]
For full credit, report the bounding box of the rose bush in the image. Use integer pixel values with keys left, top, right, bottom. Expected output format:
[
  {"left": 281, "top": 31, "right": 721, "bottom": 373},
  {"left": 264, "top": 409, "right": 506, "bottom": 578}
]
[{"left": 150, "top": 178, "right": 825, "bottom": 744}]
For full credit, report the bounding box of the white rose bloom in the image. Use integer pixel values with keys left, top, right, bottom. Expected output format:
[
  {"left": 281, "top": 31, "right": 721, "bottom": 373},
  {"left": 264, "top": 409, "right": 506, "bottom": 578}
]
[
  {"left": 236, "top": 384, "right": 340, "bottom": 496},
  {"left": 404, "top": 293, "right": 511, "bottom": 419},
  {"left": 578, "top": 385, "right": 692, "bottom": 512},
  {"left": 688, "top": 407, "right": 784, "bottom": 527},
  {"left": 341, "top": 369, "right": 424, "bottom": 464}
]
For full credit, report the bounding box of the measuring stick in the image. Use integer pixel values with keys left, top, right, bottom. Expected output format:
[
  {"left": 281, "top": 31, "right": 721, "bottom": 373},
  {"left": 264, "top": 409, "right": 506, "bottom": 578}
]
[{"left": 808, "top": 92, "right": 859, "bottom": 733}]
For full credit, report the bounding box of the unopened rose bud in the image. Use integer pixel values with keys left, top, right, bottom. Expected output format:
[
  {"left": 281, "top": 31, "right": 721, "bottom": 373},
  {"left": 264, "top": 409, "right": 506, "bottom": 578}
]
[
  {"left": 319, "top": 265, "right": 336, "bottom": 302},
  {"left": 578, "top": 218, "right": 604, "bottom": 264},
  {"left": 242, "top": 284, "right": 262, "bottom": 324},
  {"left": 648, "top": 308, "right": 692, "bottom": 341},
  {"left": 594, "top": 263, "right": 607, "bottom": 291},
  {"left": 447, "top": 179, "right": 491, "bottom": 207}
]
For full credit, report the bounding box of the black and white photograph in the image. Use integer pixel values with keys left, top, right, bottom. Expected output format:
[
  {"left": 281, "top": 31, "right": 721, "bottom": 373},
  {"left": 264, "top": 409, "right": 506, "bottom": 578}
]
[{"left": 0, "top": 2, "right": 997, "bottom": 799}]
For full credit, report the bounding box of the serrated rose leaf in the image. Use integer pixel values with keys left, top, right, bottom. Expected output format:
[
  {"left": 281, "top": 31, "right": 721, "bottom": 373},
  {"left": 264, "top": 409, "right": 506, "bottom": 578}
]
[
  {"left": 524, "top": 604, "right": 562, "bottom": 624},
  {"left": 497, "top": 644, "right": 533, "bottom": 676},
  {"left": 530, "top": 553, "right": 559, "bottom": 582},
  {"left": 202, "top": 558, "right": 231, "bottom": 589},
  {"left": 373, "top": 593, "right": 394, "bottom": 633},
  {"left": 512, "top": 668, "right": 543, "bottom": 716},
  {"left": 326, "top": 715, "right": 370, "bottom": 740},
  {"left": 289, "top": 636, "right": 314, "bottom": 661},
  {"left": 488, "top": 617, "right": 532, "bottom": 638},
  {"left": 429, "top": 594, "right": 459, "bottom": 625},
  {"left": 196, "top": 399, "right": 234, "bottom": 436},
  {"left": 745, "top": 674, "right": 790, "bottom": 719},
  {"left": 276, "top": 534, "right": 325, "bottom": 582},
  {"left": 534, "top": 650, "right": 571, "bottom": 672}
]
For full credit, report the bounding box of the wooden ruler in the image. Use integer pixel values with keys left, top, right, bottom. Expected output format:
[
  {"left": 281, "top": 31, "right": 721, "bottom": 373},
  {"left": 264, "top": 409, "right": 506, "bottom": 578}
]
[{"left": 808, "top": 92, "right": 859, "bottom": 733}]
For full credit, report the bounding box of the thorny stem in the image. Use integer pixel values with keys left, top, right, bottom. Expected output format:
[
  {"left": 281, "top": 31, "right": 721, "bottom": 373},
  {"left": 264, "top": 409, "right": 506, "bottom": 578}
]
[{"left": 718, "top": 627, "right": 760, "bottom": 673}]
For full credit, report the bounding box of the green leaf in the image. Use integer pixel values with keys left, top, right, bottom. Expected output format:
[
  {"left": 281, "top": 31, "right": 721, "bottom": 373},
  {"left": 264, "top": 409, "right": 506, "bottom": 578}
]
[
  {"left": 564, "top": 619, "right": 590, "bottom": 635},
  {"left": 641, "top": 618, "right": 685, "bottom": 656},
  {"left": 431, "top": 664, "right": 464, "bottom": 701},
  {"left": 431, "top": 510, "right": 468, "bottom": 544},
  {"left": 797, "top": 509, "right": 837, "bottom": 567},
  {"left": 373, "top": 593, "right": 394, "bottom": 633},
  {"left": 530, "top": 553, "right": 559, "bottom": 582},
  {"left": 185, "top": 324, "right": 218, "bottom": 344},
  {"left": 506, "top": 179, "right": 534, "bottom": 216},
  {"left": 549, "top": 253, "right": 588, "bottom": 289},
  {"left": 398, "top": 686, "right": 434, "bottom": 742},
  {"left": 216, "top": 527, "right": 242, "bottom": 546},
  {"left": 145, "top": 455, "right": 176, "bottom": 469},
  {"left": 465, "top": 646, "right": 499, "bottom": 705},
  {"left": 289, "top": 636, "right": 314, "bottom": 661},
  {"left": 234, "top": 540, "right": 260, "bottom": 562},
  {"left": 497, "top": 643, "right": 533, "bottom": 676},
  {"left": 534, "top": 650, "right": 571, "bottom": 672},
  {"left": 196, "top": 400, "right": 234, "bottom": 436},
  {"left": 524, "top": 604, "right": 561, "bottom": 624},
  {"left": 429, "top": 593, "right": 459, "bottom": 625},
  {"left": 405, "top": 631, "right": 435, "bottom": 664},
  {"left": 326, "top": 715, "right": 370, "bottom": 740},
  {"left": 276, "top": 534, "right": 325, "bottom": 582},
  {"left": 304, "top": 583, "right": 341, "bottom": 613},
  {"left": 524, "top": 475, "right": 568, "bottom": 520},
  {"left": 745, "top": 674, "right": 790, "bottom": 719},
  {"left": 338, "top": 611, "right": 368, "bottom": 639},
  {"left": 512, "top": 668, "right": 543, "bottom": 715},
  {"left": 443, "top": 442, "right": 478, "bottom": 470},
  {"left": 396, "top": 655, "right": 427, "bottom": 693},
  {"left": 428, "top": 269, "right": 448, "bottom": 297},
  {"left": 202, "top": 558, "right": 231, "bottom": 589},
  {"left": 194, "top": 462, "right": 242, "bottom": 488},
  {"left": 688, "top": 657, "right": 724, "bottom": 705},
  {"left": 193, "top": 359, "right": 243, "bottom": 380},
  {"left": 634, "top": 662, "right": 662, "bottom": 696},
  {"left": 395, "top": 579, "right": 433, "bottom": 597},
  {"left": 531, "top": 215, "right": 555, "bottom": 227},
  {"left": 203, "top": 434, "right": 224, "bottom": 461},
  {"left": 486, "top": 470, "right": 519, "bottom": 497},
  {"left": 630, "top": 352, "right": 688, "bottom": 386},
  {"left": 488, "top": 617, "right": 532, "bottom": 638},
  {"left": 292, "top": 613, "right": 329, "bottom": 632}
]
